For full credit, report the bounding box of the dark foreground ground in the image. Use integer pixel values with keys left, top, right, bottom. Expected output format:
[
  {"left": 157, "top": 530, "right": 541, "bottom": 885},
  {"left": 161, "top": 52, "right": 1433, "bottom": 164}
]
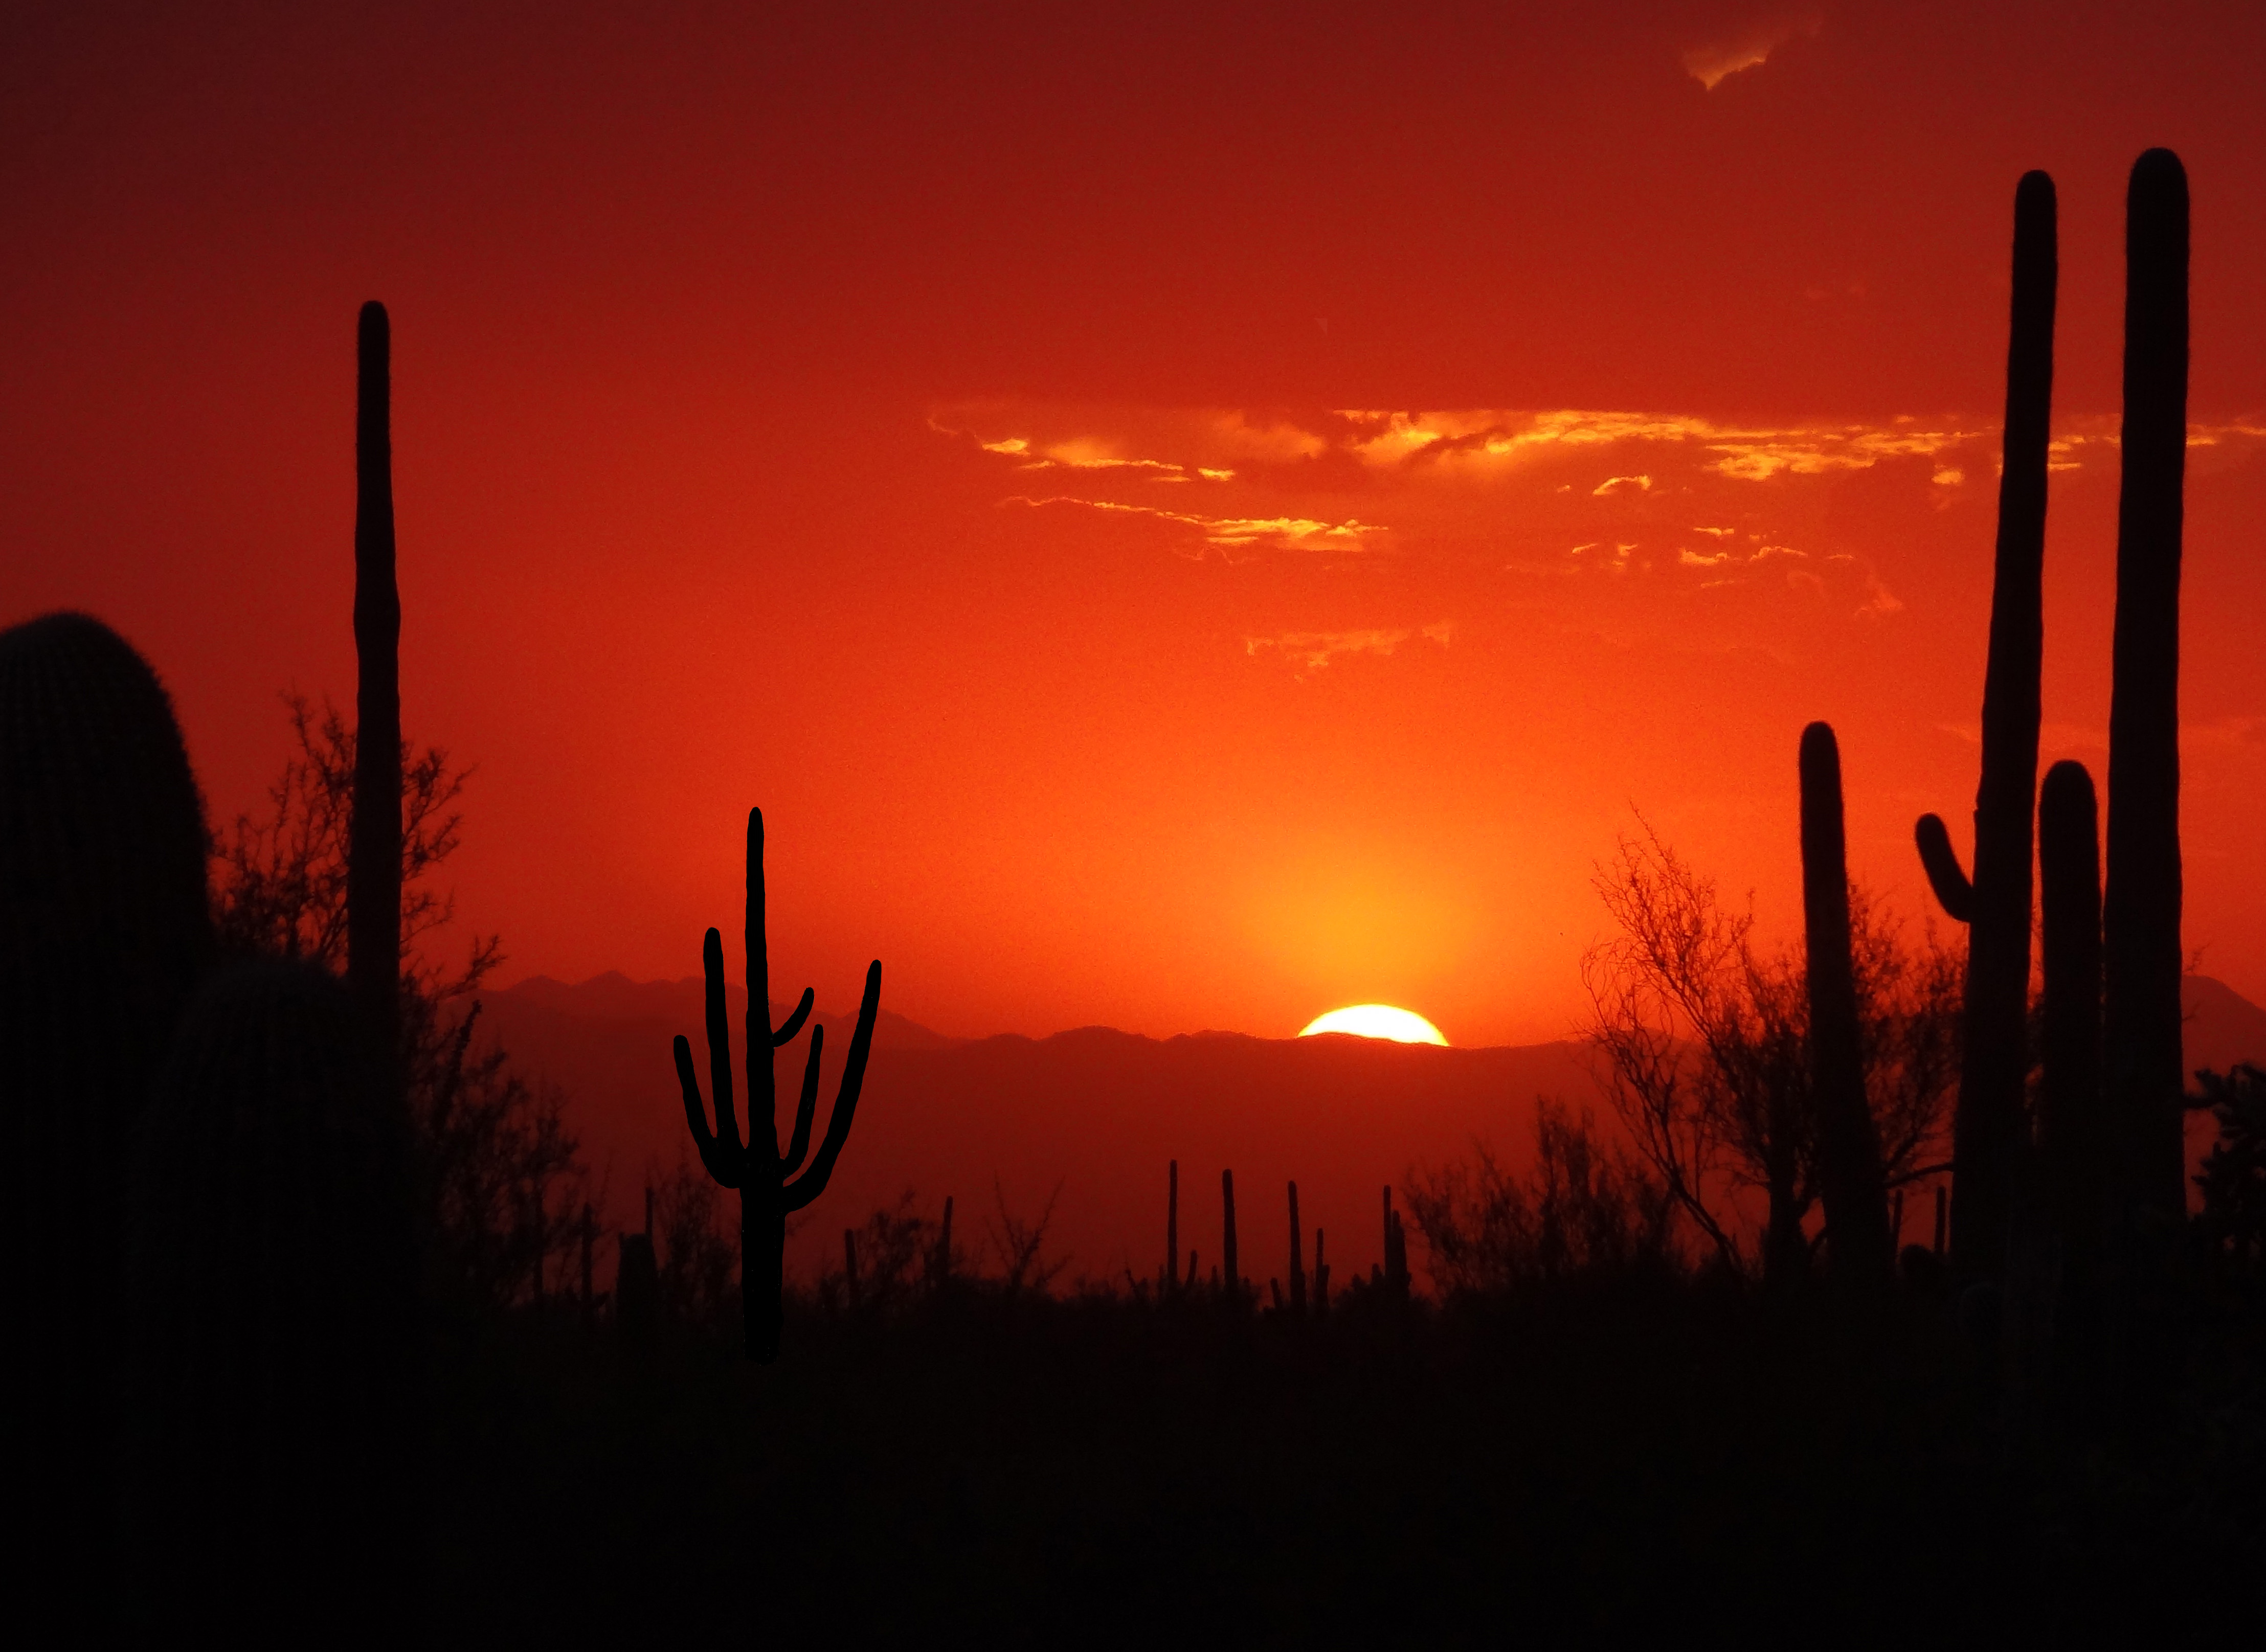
[{"left": 422, "top": 1279, "right": 2265, "bottom": 1642}]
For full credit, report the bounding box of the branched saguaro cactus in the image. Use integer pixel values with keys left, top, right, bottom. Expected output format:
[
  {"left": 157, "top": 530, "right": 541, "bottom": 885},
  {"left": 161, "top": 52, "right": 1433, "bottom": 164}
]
[
  {"left": 1913, "top": 171, "right": 2057, "bottom": 1280},
  {"left": 1800, "top": 722, "right": 1893, "bottom": 1290},
  {"left": 348, "top": 301, "right": 403, "bottom": 1074},
  {"left": 675, "top": 807, "right": 881, "bottom": 1362},
  {"left": 2103, "top": 148, "right": 2190, "bottom": 1230}
]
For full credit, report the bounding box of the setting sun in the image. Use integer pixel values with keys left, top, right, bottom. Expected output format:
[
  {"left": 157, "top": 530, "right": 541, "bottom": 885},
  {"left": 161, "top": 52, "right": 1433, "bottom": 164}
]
[{"left": 1297, "top": 1005, "right": 1448, "bottom": 1046}]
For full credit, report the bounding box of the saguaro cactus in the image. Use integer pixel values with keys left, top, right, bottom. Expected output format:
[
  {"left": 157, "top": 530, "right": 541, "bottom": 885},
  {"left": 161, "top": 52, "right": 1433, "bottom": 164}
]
[
  {"left": 1382, "top": 1186, "right": 1410, "bottom": 1300},
  {"left": 122, "top": 959, "right": 418, "bottom": 1633},
  {"left": 1800, "top": 723, "right": 1894, "bottom": 1289},
  {"left": 675, "top": 808, "right": 882, "bottom": 1362},
  {"left": 1221, "top": 1167, "right": 1240, "bottom": 1299},
  {"left": 2037, "top": 760, "right": 2103, "bottom": 1361},
  {"left": 1287, "top": 1180, "right": 1306, "bottom": 1314},
  {"left": 1914, "top": 171, "right": 2057, "bottom": 1279},
  {"left": 2103, "top": 148, "right": 2190, "bottom": 1228},
  {"left": 0, "top": 611, "right": 211, "bottom": 1579},
  {"left": 1165, "top": 1159, "right": 1179, "bottom": 1295},
  {"left": 348, "top": 302, "right": 403, "bottom": 1070}
]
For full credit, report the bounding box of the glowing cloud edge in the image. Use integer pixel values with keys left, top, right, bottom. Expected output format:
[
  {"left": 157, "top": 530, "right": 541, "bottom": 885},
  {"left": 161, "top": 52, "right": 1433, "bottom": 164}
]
[{"left": 1297, "top": 1005, "right": 1448, "bottom": 1046}]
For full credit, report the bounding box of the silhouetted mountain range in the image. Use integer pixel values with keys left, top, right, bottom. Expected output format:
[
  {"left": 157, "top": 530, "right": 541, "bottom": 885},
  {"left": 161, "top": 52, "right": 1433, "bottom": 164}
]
[
  {"left": 481, "top": 970, "right": 2266, "bottom": 1285},
  {"left": 481, "top": 974, "right": 1595, "bottom": 1285}
]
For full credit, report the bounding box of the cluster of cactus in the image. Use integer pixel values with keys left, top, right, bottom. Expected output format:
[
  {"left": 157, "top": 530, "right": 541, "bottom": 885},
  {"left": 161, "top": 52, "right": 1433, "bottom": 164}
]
[
  {"left": 0, "top": 300, "right": 434, "bottom": 1605},
  {"left": 674, "top": 805, "right": 883, "bottom": 1362},
  {"left": 1908, "top": 152, "right": 2192, "bottom": 1371}
]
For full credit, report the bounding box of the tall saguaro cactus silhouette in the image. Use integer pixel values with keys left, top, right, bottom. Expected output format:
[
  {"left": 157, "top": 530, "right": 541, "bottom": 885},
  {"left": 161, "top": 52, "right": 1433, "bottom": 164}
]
[
  {"left": 349, "top": 301, "right": 403, "bottom": 1069},
  {"left": 2037, "top": 760, "right": 2103, "bottom": 1360},
  {"left": 675, "top": 808, "right": 882, "bottom": 1362},
  {"left": 2103, "top": 148, "right": 2190, "bottom": 1228},
  {"left": 1800, "top": 723, "right": 1893, "bottom": 1289},
  {"left": 1913, "top": 171, "right": 2057, "bottom": 1279}
]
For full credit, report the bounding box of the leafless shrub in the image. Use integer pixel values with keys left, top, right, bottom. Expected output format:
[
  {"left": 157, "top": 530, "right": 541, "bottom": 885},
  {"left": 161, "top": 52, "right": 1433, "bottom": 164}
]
[
  {"left": 1582, "top": 820, "right": 1960, "bottom": 1285},
  {"left": 1405, "top": 1100, "right": 1677, "bottom": 1298}
]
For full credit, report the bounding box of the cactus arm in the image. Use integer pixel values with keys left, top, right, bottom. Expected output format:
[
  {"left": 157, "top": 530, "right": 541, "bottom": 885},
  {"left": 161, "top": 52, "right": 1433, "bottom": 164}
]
[
  {"left": 672, "top": 1034, "right": 742, "bottom": 1187},
  {"left": 782, "top": 961, "right": 882, "bottom": 1213},
  {"left": 772, "top": 988, "right": 815, "bottom": 1048},
  {"left": 779, "top": 1024, "right": 824, "bottom": 1176},
  {"left": 699, "top": 926, "right": 742, "bottom": 1157},
  {"left": 1914, "top": 814, "right": 1977, "bottom": 923}
]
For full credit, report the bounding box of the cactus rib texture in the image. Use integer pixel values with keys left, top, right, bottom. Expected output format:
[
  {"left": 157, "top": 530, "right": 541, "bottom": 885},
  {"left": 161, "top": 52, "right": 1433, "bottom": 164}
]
[
  {"left": 1799, "top": 722, "right": 1894, "bottom": 1288},
  {"left": 2102, "top": 148, "right": 2190, "bottom": 1228},
  {"left": 674, "top": 807, "right": 881, "bottom": 1361}
]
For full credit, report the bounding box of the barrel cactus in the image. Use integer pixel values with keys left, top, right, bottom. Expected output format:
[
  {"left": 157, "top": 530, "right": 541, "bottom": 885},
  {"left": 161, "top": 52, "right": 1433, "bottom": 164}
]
[
  {"left": 0, "top": 610, "right": 211, "bottom": 1577},
  {"left": 121, "top": 958, "right": 420, "bottom": 1630}
]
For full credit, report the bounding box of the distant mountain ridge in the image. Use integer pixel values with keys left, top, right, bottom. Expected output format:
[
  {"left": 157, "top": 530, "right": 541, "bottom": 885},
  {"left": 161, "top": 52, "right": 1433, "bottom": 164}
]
[
  {"left": 480, "top": 971, "right": 2266, "bottom": 1286},
  {"left": 479, "top": 972, "right": 1600, "bottom": 1287}
]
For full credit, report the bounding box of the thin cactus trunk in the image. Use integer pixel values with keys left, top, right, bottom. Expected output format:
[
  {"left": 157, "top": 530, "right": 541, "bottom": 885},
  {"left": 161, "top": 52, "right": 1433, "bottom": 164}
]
[
  {"left": 2038, "top": 760, "right": 2104, "bottom": 1367},
  {"left": 1799, "top": 723, "right": 1894, "bottom": 1290},
  {"left": 1934, "top": 172, "right": 2057, "bottom": 1281},
  {"left": 1287, "top": 1181, "right": 1306, "bottom": 1315},
  {"left": 2103, "top": 148, "right": 2190, "bottom": 1229},
  {"left": 1313, "top": 1229, "right": 1329, "bottom": 1315},
  {"left": 349, "top": 302, "right": 403, "bottom": 1077},
  {"left": 1166, "top": 1159, "right": 1179, "bottom": 1295},
  {"left": 1221, "top": 1168, "right": 1239, "bottom": 1300}
]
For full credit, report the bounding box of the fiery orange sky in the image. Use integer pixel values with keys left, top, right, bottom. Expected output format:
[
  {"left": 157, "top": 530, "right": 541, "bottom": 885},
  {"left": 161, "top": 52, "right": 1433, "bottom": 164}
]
[{"left": 6, "top": 3, "right": 2264, "bottom": 1045}]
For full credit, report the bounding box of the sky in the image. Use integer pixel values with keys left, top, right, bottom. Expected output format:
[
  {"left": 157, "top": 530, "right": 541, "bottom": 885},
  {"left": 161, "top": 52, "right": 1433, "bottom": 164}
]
[{"left": 5, "top": 1, "right": 2264, "bottom": 1046}]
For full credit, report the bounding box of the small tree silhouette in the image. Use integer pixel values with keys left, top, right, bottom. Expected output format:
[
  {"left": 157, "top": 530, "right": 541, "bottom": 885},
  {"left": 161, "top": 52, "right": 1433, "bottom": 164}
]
[
  {"left": 210, "top": 694, "right": 587, "bottom": 1316},
  {"left": 1584, "top": 819, "right": 1959, "bottom": 1284}
]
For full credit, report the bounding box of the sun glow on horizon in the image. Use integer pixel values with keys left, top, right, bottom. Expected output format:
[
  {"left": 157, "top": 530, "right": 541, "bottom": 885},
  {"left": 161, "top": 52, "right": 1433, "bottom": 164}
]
[{"left": 1298, "top": 1005, "right": 1448, "bottom": 1046}]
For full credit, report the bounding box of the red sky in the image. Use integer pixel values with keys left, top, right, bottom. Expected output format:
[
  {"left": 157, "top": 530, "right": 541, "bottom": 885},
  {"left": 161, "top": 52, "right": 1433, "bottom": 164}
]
[{"left": 6, "top": 2, "right": 2264, "bottom": 1046}]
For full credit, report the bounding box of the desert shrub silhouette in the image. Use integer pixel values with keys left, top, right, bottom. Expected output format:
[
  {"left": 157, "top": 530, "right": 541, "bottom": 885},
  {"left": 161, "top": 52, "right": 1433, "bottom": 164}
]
[
  {"left": 2191, "top": 1065, "right": 2266, "bottom": 1278},
  {"left": 1405, "top": 1100, "right": 1675, "bottom": 1297},
  {"left": 1914, "top": 170, "right": 2057, "bottom": 1281},
  {"left": 121, "top": 958, "right": 420, "bottom": 1634},
  {"left": 0, "top": 610, "right": 211, "bottom": 1581},
  {"left": 675, "top": 806, "right": 881, "bottom": 1361}
]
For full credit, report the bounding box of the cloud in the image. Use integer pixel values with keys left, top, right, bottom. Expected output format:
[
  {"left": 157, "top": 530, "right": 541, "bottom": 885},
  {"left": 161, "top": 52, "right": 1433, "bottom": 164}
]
[
  {"left": 1007, "top": 495, "right": 1384, "bottom": 555},
  {"left": 1594, "top": 473, "right": 1652, "bottom": 495},
  {"left": 1244, "top": 623, "right": 1451, "bottom": 677},
  {"left": 1683, "top": 16, "right": 1821, "bottom": 92}
]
